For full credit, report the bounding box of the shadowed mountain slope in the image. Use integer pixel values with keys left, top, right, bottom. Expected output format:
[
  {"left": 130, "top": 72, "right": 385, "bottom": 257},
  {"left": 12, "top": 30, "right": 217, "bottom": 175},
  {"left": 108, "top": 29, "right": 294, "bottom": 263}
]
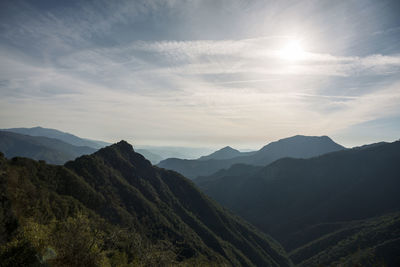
[
  {"left": 196, "top": 141, "right": 400, "bottom": 265},
  {"left": 290, "top": 212, "right": 400, "bottom": 266},
  {"left": 0, "top": 141, "right": 292, "bottom": 266}
]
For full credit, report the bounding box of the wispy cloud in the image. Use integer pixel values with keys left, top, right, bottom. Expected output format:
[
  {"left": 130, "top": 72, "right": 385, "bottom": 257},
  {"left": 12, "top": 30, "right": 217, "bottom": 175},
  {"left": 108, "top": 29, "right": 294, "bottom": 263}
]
[
  {"left": 0, "top": 0, "right": 399, "bottom": 147},
  {"left": 2, "top": 34, "right": 400, "bottom": 146},
  {"left": 129, "top": 38, "right": 400, "bottom": 77}
]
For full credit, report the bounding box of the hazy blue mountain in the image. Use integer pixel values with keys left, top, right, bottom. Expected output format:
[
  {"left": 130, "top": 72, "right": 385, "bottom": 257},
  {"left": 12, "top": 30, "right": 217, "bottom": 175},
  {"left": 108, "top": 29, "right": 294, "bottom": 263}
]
[
  {"left": 136, "top": 148, "right": 163, "bottom": 164},
  {"left": 198, "top": 146, "right": 250, "bottom": 161},
  {"left": 2, "top": 126, "right": 110, "bottom": 149},
  {"left": 158, "top": 135, "right": 345, "bottom": 179},
  {"left": 82, "top": 138, "right": 110, "bottom": 148},
  {"left": 136, "top": 145, "right": 215, "bottom": 160},
  {"left": 243, "top": 135, "right": 345, "bottom": 165},
  {"left": 0, "top": 141, "right": 292, "bottom": 266},
  {"left": 196, "top": 140, "right": 400, "bottom": 265},
  {"left": 2, "top": 126, "right": 174, "bottom": 165},
  {"left": 0, "top": 130, "right": 96, "bottom": 164}
]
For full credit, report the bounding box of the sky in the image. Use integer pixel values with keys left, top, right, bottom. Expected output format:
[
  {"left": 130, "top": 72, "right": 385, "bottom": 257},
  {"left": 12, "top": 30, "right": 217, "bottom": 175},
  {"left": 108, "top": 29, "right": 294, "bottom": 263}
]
[{"left": 0, "top": 0, "right": 399, "bottom": 149}]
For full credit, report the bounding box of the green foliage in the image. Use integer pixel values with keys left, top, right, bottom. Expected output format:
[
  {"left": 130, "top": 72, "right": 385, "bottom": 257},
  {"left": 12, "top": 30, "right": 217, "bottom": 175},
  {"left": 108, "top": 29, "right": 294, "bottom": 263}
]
[
  {"left": 0, "top": 214, "right": 108, "bottom": 267},
  {"left": 23, "top": 214, "right": 107, "bottom": 267},
  {"left": 0, "top": 213, "right": 186, "bottom": 267},
  {"left": 0, "top": 238, "right": 40, "bottom": 267},
  {"left": 0, "top": 142, "right": 292, "bottom": 266},
  {"left": 291, "top": 212, "right": 400, "bottom": 266}
]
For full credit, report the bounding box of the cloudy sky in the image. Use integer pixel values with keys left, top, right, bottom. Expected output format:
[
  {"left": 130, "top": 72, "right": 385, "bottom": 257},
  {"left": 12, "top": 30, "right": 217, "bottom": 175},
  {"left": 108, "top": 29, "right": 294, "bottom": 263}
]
[{"left": 1, "top": 0, "right": 399, "bottom": 149}]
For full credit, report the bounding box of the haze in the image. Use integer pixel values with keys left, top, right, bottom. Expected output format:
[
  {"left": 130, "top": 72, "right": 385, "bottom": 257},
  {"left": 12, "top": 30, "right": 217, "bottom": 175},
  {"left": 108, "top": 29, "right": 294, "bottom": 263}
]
[{"left": 1, "top": 0, "right": 399, "bottom": 149}]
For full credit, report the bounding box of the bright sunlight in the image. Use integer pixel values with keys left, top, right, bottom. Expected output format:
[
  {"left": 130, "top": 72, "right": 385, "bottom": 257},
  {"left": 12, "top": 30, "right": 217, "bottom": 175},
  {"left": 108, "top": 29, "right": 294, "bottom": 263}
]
[{"left": 279, "top": 40, "right": 306, "bottom": 61}]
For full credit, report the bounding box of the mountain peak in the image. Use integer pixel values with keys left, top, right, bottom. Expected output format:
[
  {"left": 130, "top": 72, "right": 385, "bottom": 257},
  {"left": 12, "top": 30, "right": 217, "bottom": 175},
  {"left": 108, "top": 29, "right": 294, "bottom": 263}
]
[
  {"left": 3, "top": 139, "right": 291, "bottom": 266},
  {"left": 220, "top": 146, "right": 235, "bottom": 151},
  {"left": 265, "top": 135, "right": 340, "bottom": 147},
  {"left": 114, "top": 140, "right": 133, "bottom": 151},
  {"left": 279, "top": 135, "right": 331, "bottom": 141},
  {"left": 94, "top": 140, "right": 153, "bottom": 170},
  {"left": 100, "top": 140, "right": 138, "bottom": 158},
  {"left": 158, "top": 135, "right": 346, "bottom": 179},
  {"left": 259, "top": 135, "right": 345, "bottom": 155},
  {"left": 198, "top": 146, "right": 242, "bottom": 161}
]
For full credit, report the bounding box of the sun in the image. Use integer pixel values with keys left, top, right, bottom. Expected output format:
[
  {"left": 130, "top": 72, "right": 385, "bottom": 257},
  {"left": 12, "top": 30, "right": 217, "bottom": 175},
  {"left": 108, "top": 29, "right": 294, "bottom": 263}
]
[{"left": 279, "top": 40, "right": 306, "bottom": 61}]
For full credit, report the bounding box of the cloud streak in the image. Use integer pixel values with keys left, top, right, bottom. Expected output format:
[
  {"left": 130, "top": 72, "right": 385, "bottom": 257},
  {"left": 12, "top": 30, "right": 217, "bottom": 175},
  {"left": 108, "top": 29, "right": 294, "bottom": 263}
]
[
  {"left": 0, "top": 0, "right": 399, "bottom": 147},
  {"left": 130, "top": 38, "right": 400, "bottom": 77}
]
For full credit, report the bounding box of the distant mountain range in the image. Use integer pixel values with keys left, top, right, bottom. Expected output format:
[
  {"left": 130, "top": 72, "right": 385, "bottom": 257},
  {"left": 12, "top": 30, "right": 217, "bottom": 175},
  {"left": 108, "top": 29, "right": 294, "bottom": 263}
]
[
  {"left": 135, "top": 148, "right": 164, "bottom": 164},
  {"left": 0, "top": 141, "right": 291, "bottom": 266},
  {"left": 135, "top": 145, "right": 215, "bottom": 161},
  {"left": 1, "top": 126, "right": 399, "bottom": 265},
  {"left": 0, "top": 127, "right": 166, "bottom": 164},
  {"left": 2, "top": 126, "right": 110, "bottom": 149},
  {"left": 0, "top": 131, "right": 96, "bottom": 164},
  {"left": 158, "top": 135, "right": 345, "bottom": 179},
  {"left": 195, "top": 140, "right": 400, "bottom": 265}
]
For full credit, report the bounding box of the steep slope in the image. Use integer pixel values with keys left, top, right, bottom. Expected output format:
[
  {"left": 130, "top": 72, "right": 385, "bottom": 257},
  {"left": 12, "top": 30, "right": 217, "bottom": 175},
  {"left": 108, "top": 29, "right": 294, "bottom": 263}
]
[
  {"left": 0, "top": 131, "right": 96, "bottom": 164},
  {"left": 158, "top": 135, "right": 345, "bottom": 179},
  {"left": 289, "top": 212, "right": 400, "bottom": 266},
  {"left": 2, "top": 126, "right": 109, "bottom": 149},
  {"left": 197, "top": 141, "right": 400, "bottom": 262},
  {"left": 0, "top": 142, "right": 292, "bottom": 266},
  {"left": 198, "top": 146, "right": 247, "bottom": 161}
]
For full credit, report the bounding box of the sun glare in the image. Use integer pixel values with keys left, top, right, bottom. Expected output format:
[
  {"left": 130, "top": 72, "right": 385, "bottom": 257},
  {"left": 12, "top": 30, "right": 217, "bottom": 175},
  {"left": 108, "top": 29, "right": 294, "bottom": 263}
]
[{"left": 279, "top": 40, "right": 306, "bottom": 61}]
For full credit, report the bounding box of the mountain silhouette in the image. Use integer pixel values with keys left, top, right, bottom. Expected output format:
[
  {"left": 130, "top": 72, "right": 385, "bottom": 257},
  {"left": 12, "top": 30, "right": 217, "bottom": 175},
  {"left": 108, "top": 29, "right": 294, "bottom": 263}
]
[
  {"left": 158, "top": 135, "right": 345, "bottom": 179},
  {"left": 198, "top": 146, "right": 246, "bottom": 161}
]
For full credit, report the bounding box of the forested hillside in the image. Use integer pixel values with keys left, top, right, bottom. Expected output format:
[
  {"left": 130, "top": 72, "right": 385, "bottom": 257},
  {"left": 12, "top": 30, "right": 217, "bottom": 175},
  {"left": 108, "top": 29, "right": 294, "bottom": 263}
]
[
  {"left": 0, "top": 141, "right": 291, "bottom": 266},
  {"left": 196, "top": 141, "right": 400, "bottom": 266}
]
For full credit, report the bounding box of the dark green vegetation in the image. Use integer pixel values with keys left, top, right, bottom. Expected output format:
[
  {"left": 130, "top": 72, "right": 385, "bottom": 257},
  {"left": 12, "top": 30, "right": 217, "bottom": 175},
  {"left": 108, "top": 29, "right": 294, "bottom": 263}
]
[
  {"left": 0, "top": 141, "right": 292, "bottom": 266},
  {"left": 2, "top": 126, "right": 109, "bottom": 149},
  {"left": 158, "top": 135, "right": 345, "bottom": 179},
  {"left": 290, "top": 212, "right": 400, "bottom": 266},
  {"left": 195, "top": 141, "right": 400, "bottom": 266},
  {"left": 0, "top": 131, "right": 96, "bottom": 165}
]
